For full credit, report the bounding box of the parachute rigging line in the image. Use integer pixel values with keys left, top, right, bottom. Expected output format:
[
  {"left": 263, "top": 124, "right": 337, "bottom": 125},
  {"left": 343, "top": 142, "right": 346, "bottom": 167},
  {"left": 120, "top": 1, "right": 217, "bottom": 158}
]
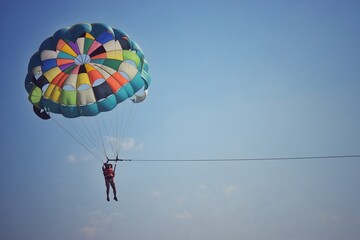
[
  {"left": 95, "top": 115, "right": 108, "bottom": 158},
  {"left": 74, "top": 116, "right": 103, "bottom": 159},
  {"left": 118, "top": 103, "right": 138, "bottom": 156},
  {"left": 50, "top": 116, "right": 103, "bottom": 163}
]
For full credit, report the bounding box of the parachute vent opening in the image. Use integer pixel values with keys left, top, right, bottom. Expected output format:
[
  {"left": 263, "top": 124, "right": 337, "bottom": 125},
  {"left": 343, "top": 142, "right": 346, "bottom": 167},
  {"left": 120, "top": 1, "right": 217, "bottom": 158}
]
[{"left": 74, "top": 54, "right": 91, "bottom": 65}]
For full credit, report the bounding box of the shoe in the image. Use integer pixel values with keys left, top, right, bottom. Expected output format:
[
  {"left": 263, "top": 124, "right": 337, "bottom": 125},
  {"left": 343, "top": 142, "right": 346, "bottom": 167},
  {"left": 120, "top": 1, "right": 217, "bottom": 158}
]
[
  {"left": 107, "top": 197, "right": 110, "bottom": 201},
  {"left": 114, "top": 197, "right": 118, "bottom": 201}
]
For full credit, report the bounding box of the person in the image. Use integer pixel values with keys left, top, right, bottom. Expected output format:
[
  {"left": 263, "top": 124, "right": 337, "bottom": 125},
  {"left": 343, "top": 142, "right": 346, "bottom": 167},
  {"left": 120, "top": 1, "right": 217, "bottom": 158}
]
[{"left": 102, "top": 163, "right": 118, "bottom": 201}]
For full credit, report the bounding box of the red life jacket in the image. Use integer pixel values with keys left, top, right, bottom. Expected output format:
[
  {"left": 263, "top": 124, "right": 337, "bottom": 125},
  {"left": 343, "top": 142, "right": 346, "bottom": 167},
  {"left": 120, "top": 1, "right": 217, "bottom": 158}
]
[{"left": 103, "top": 167, "right": 114, "bottom": 178}]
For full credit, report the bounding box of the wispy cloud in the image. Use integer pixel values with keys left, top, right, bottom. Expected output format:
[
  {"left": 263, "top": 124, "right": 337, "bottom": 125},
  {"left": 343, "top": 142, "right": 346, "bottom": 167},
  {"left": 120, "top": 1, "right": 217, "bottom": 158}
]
[
  {"left": 198, "top": 183, "right": 238, "bottom": 197},
  {"left": 174, "top": 211, "right": 192, "bottom": 220},
  {"left": 176, "top": 196, "right": 187, "bottom": 204},
  {"left": 79, "top": 226, "right": 97, "bottom": 237},
  {"left": 148, "top": 190, "right": 162, "bottom": 197},
  {"left": 68, "top": 154, "right": 77, "bottom": 163},
  {"left": 199, "top": 184, "right": 207, "bottom": 191},
  {"left": 67, "top": 154, "right": 91, "bottom": 163},
  {"left": 195, "top": 183, "right": 241, "bottom": 218},
  {"left": 317, "top": 211, "right": 340, "bottom": 222},
  {"left": 80, "top": 209, "right": 127, "bottom": 237},
  {"left": 89, "top": 209, "right": 127, "bottom": 225},
  {"left": 105, "top": 136, "right": 144, "bottom": 151},
  {"left": 223, "top": 185, "right": 237, "bottom": 196}
]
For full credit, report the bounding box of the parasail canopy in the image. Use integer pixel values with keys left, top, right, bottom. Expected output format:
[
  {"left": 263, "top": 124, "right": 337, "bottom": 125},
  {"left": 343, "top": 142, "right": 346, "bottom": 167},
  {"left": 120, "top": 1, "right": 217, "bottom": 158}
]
[
  {"left": 25, "top": 22, "right": 151, "bottom": 119},
  {"left": 25, "top": 23, "right": 151, "bottom": 162}
]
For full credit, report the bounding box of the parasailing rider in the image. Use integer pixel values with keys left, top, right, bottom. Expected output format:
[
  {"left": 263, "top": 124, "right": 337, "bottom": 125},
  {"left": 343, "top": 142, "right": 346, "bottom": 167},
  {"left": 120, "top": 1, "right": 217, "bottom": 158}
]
[{"left": 102, "top": 159, "right": 118, "bottom": 201}]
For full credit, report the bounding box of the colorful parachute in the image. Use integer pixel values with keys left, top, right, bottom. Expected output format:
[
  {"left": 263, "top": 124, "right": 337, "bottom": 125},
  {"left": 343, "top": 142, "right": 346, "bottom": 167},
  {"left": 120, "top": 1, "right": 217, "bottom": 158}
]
[
  {"left": 25, "top": 23, "right": 151, "bottom": 161},
  {"left": 25, "top": 23, "right": 151, "bottom": 119}
]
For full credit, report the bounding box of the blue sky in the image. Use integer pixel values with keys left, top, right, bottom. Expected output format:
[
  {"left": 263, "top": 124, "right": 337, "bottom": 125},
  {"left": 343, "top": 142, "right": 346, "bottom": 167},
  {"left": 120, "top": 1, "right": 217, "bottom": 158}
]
[{"left": 1, "top": 0, "right": 360, "bottom": 239}]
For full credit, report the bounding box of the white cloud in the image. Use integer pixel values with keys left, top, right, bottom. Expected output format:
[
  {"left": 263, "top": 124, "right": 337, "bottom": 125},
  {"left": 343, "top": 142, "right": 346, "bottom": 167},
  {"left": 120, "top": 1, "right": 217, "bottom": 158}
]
[
  {"left": 67, "top": 154, "right": 92, "bottom": 163},
  {"left": 199, "top": 184, "right": 207, "bottom": 191},
  {"left": 317, "top": 211, "right": 340, "bottom": 222},
  {"left": 79, "top": 226, "right": 97, "bottom": 237},
  {"left": 148, "top": 190, "right": 162, "bottom": 197},
  {"left": 198, "top": 183, "right": 237, "bottom": 197},
  {"left": 105, "top": 136, "right": 144, "bottom": 151},
  {"left": 174, "top": 211, "right": 192, "bottom": 220},
  {"left": 122, "top": 137, "right": 135, "bottom": 150},
  {"left": 80, "top": 209, "right": 127, "bottom": 238},
  {"left": 89, "top": 209, "right": 127, "bottom": 226},
  {"left": 68, "top": 154, "right": 77, "bottom": 163},
  {"left": 223, "top": 185, "right": 237, "bottom": 195},
  {"left": 176, "top": 196, "right": 187, "bottom": 204},
  {"left": 109, "top": 212, "right": 127, "bottom": 220}
]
